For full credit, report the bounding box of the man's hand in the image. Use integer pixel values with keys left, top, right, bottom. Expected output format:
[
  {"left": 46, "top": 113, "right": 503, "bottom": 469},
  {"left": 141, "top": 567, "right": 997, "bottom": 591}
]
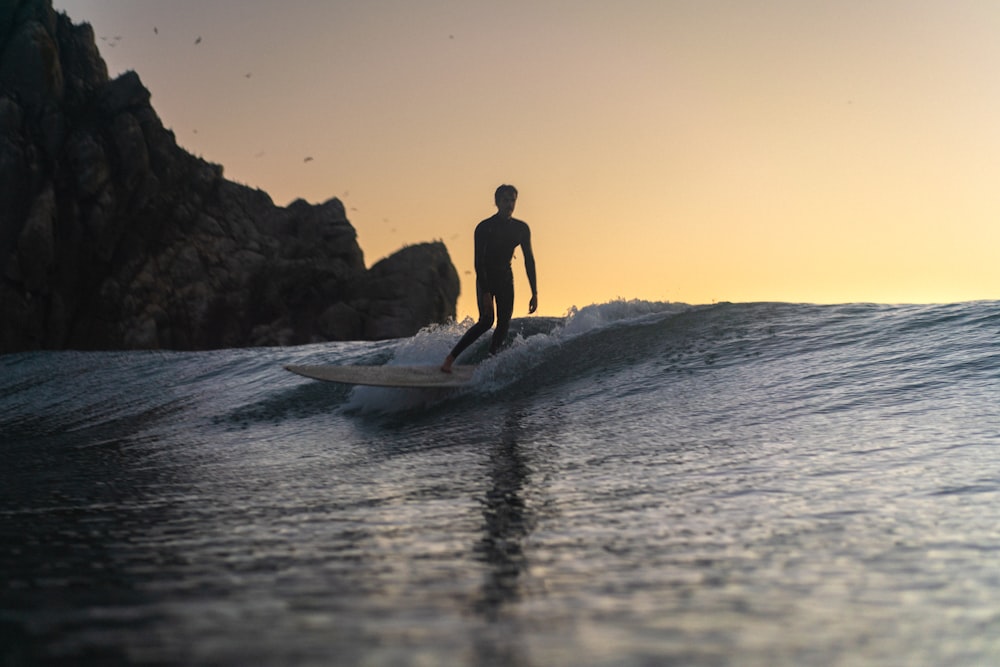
[{"left": 528, "top": 294, "right": 538, "bottom": 314}]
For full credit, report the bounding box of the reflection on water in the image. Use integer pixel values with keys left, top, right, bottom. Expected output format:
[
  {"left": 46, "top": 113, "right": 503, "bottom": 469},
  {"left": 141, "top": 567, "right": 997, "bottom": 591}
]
[
  {"left": 469, "top": 407, "right": 536, "bottom": 666},
  {"left": 474, "top": 408, "right": 533, "bottom": 620}
]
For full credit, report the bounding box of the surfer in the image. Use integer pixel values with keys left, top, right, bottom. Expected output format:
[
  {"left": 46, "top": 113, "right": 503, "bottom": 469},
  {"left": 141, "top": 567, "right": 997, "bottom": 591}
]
[{"left": 441, "top": 184, "right": 538, "bottom": 373}]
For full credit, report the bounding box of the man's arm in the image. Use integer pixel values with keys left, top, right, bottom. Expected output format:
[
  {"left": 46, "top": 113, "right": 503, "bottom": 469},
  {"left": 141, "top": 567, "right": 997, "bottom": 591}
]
[
  {"left": 473, "top": 223, "right": 488, "bottom": 288},
  {"left": 522, "top": 226, "right": 538, "bottom": 314}
]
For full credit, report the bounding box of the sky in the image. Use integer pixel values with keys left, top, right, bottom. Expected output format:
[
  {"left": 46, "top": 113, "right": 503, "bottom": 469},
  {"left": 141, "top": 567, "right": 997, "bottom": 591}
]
[{"left": 52, "top": 0, "right": 1000, "bottom": 319}]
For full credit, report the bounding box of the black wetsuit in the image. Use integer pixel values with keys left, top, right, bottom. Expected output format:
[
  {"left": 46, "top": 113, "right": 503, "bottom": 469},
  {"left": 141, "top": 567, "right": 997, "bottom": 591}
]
[{"left": 448, "top": 214, "right": 535, "bottom": 359}]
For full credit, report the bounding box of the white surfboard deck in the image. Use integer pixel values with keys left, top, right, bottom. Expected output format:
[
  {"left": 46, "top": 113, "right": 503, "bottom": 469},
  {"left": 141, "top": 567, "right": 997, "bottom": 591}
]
[{"left": 284, "top": 364, "right": 475, "bottom": 388}]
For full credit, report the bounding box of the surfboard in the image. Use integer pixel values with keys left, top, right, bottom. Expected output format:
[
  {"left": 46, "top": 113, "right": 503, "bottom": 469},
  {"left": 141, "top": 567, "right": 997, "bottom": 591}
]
[{"left": 284, "top": 364, "right": 476, "bottom": 388}]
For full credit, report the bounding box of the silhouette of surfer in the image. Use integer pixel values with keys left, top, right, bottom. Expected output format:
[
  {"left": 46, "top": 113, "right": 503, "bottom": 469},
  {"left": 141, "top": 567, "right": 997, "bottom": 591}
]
[{"left": 441, "top": 185, "right": 537, "bottom": 373}]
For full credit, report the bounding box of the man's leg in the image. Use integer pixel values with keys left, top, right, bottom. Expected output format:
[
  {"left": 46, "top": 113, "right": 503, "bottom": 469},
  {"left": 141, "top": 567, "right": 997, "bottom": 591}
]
[
  {"left": 442, "top": 285, "right": 495, "bottom": 371},
  {"left": 488, "top": 282, "right": 515, "bottom": 355}
]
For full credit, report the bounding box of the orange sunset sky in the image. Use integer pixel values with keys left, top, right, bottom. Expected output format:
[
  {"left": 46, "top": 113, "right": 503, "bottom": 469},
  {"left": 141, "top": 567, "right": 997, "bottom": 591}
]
[{"left": 53, "top": 0, "right": 1000, "bottom": 320}]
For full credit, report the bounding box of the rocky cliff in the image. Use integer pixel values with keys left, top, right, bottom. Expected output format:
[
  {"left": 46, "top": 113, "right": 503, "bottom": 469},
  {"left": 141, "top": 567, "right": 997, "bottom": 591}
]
[{"left": 0, "top": 0, "right": 460, "bottom": 352}]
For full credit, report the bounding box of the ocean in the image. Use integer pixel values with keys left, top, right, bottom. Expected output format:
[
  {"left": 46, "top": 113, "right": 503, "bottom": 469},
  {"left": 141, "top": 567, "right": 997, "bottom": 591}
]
[{"left": 1, "top": 300, "right": 999, "bottom": 666}]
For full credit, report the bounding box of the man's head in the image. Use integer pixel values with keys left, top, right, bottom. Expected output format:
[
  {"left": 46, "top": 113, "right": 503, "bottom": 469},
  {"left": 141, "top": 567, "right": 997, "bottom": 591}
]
[{"left": 495, "top": 184, "right": 518, "bottom": 218}]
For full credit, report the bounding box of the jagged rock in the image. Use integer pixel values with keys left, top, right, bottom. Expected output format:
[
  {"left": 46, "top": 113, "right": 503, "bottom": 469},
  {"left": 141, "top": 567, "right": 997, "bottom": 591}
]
[
  {"left": 56, "top": 15, "right": 107, "bottom": 103},
  {"left": 0, "top": 0, "right": 460, "bottom": 352},
  {"left": 0, "top": 16, "right": 63, "bottom": 112},
  {"left": 67, "top": 130, "right": 109, "bottom": 197},
  {"left": 0, "top": 98, "right": 27, "bottom": 227},
  {"left": 17, "top": 184, "right": 55, "bottom": 293},
  {"left": 355, "top": 243, "right": 461, "bottom": 340}
]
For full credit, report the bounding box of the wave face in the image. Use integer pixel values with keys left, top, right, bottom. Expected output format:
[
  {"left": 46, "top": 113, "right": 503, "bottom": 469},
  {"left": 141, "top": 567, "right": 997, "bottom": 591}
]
[{"left": 2, "top": 300, "right": 999, "bottom": 665}]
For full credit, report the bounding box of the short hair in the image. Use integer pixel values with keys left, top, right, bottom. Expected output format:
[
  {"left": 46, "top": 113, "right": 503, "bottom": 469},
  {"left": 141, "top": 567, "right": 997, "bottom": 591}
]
[{"left": 494, "top": 184, "right": 518, "bottom": 203}]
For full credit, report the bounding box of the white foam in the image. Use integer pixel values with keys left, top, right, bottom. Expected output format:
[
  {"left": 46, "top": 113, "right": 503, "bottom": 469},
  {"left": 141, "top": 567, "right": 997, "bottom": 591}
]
[
  {"left": 342, "top": 299, "right": 686, "bottom": 414},
  {"left": 560, "top": 299, "right": 684, "bottom": 337}
]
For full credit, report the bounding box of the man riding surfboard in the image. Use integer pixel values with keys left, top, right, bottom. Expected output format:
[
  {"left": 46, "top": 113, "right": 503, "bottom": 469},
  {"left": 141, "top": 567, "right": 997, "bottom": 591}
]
[{"left": 441, "top": 184, "right": 538, "bottom": 372}]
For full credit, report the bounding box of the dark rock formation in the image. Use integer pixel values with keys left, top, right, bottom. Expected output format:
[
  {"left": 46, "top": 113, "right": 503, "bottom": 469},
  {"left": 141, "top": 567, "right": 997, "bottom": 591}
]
[{"left": 0, "top": 0, "right": 460, "bottom": 352}]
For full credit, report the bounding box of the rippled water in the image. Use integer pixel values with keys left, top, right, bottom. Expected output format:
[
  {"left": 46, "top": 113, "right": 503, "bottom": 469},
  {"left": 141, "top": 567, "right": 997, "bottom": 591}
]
[{"left": 2, "top": 301, "right": 999, "bottom": 665}]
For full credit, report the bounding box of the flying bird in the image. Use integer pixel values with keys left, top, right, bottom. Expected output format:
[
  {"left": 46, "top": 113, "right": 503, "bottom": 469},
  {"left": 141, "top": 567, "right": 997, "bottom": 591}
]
[
  {"left": 153, "top": 26, "right": 158, "bottom": 35},
  {"left": 195, "top": 36, "right": 202, "bottom": 45},
  {"left": 303, "top": 156, "right": 313, "bottom": 163}
]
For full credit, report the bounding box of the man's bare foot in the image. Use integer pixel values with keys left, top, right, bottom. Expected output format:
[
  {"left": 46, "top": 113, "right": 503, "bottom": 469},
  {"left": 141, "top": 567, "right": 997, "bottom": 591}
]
[{"left": 440, "top": 355, "right": 455, "bottom": 373}]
